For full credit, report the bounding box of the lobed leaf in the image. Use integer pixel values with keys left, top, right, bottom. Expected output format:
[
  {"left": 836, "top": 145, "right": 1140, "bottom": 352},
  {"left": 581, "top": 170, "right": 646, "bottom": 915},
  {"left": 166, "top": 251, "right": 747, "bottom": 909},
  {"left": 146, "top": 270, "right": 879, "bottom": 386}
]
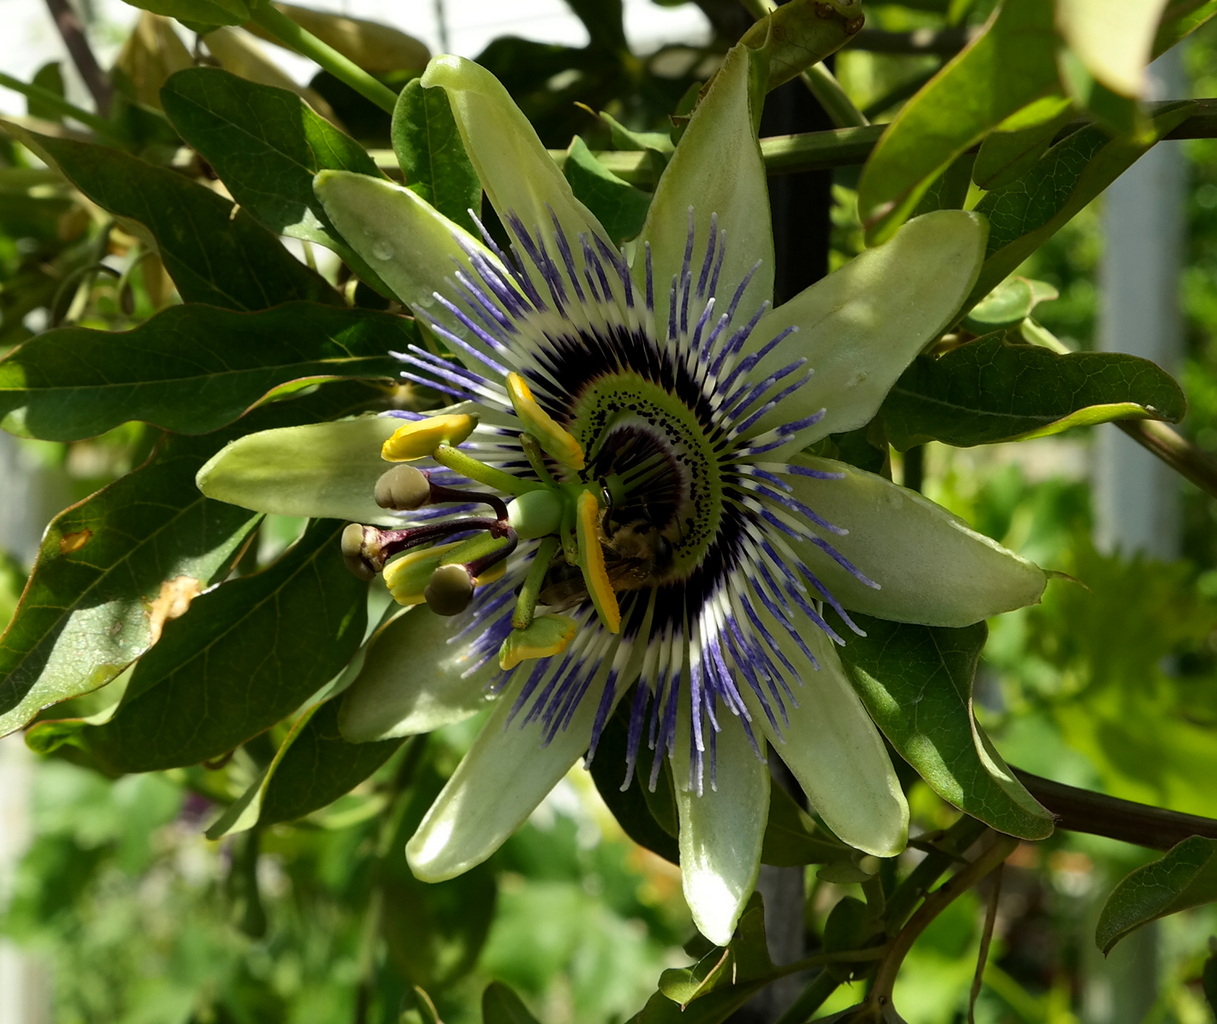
[
  {"left": 8, "top": 126, "right": 335, "bottom": 310},
  {"left": 0, "top": 301, "right": 409, "bottom": 441},
  {"left": 82, "top": 520, "right": 367, "bottom": 772},
  {"left": 836, "top": 615, "right": 1054, "bottom": 840},
  {"left": 881, "top": 332, "right": 1186, "bottom": 450},
  {"left": 1096, "top": 836, "right": 1217, "bottom": 953}
]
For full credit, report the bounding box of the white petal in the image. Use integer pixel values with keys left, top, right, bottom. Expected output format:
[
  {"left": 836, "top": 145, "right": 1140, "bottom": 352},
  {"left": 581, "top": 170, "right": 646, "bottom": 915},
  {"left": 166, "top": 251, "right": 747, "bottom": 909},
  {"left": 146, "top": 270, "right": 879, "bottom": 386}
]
[
  {"left": 421, "top": 56, "right": 611, "bottom": 259},
  {"left": 751, "top": 623, "right": 908, "bottom": 857},
  {"left": 672, "top": 715, "right": 769, "bottom": 946},
  {"left": 639, "top": 43, "right": 773, "bottom": 335},
  {"left": 406, "top": 667, "right": 606, "bottom": 880},
  {"left": 339, "top": 607, "right": 496, "bottom": 741},
  {"left": 747, "top": 210, "right": 986, "bottom": 452},
  {"left": 789, "top": 456, "right": 1047, "bottom": 626},
  {"left": 196, "top": 417, "right": 402, "bottom": 525}
]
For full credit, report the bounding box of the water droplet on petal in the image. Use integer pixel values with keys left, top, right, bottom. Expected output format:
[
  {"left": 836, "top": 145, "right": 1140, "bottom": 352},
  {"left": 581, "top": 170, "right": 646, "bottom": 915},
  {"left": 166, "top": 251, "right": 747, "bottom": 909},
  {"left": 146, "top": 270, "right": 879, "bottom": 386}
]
[{"left": 369, "top": 237, "right": 394, "bottom": 262}]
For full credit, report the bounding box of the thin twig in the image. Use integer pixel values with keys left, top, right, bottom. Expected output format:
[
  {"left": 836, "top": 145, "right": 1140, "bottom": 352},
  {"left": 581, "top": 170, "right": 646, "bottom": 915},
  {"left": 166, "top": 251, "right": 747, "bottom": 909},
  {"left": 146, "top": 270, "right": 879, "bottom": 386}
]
[
  {"left": 1116, "top": 418, "right": 1217, "bottom": 500},
  {"left": 44, "top": 0, "right": 112, "bottom": 116}
]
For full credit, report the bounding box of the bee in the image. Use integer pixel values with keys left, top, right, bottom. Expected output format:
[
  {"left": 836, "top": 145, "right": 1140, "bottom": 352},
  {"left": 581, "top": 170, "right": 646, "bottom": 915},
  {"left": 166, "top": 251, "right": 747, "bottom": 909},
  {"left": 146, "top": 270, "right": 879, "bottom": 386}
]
[{"left": 538, "top": 487, "right": 675, "bottom": 611}]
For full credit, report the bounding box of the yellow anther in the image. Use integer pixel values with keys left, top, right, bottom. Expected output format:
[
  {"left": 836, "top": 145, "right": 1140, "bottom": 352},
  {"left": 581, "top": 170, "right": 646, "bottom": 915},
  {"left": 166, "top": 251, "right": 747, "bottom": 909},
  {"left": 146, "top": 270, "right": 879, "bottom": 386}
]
[
  {"left": 381, "top": 414, "right": 476, "bottom": 462},
  {"left": 506, "top": 372, "right": 585, "bottom": 471},
  {"left": 575, "top": 488, "right": 621, "bottom": 634},
  {"left": 498, "top": 614, "right": 577, "bottom": 670}
]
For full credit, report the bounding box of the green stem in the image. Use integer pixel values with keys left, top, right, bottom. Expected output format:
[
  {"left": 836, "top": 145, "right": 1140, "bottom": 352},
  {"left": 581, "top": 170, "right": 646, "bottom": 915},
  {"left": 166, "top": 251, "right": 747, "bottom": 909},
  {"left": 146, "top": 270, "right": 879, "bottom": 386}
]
[
  {"left": 800, "top": 62, "right": 869, "bottom": 129},
  {"left": 771, "top": 969, "right": 843, "bottom": 1024},
  {"left": 248, "top": 1, "right": 399, "bottom": 115},
  {"left": 0, "top": 70, "right": 126, "bottom": 144}
]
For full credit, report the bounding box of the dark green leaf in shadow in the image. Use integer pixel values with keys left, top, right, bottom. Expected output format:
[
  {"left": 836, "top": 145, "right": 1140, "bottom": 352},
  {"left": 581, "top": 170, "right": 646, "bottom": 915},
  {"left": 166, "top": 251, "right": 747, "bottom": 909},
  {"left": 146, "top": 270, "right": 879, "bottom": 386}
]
[
  {"left": 836, "top": 614, "right": 1054, "bottom": 840},
  {"left": 82, "top": 520, "right": 367, "bottom": 772},
  {"left": 1096, "top": 836, "right": 1217, "bottom": 954},
  {"left": 258, "top": 697, "right": 404, "bottom": 825},
  {"left": 8, "top": 126, "right": 335, "bottom": 310},
  {"left": 969, "top": 100, "right": 1195, "bottom": 305},
  {"left": 761, "top": 783, "right": 843, "bottom": 866},
  {"left": 563, "top": 136, "right": 651, "bottom": 243},
  {"left": 881, "top": 332, "right": 1186, "bottom": 451},
  {"left": 589, "top": 699, "right": 679, "bottom": 864},
  {"left": 0, "top": 301, "right": 409, "bottom": 441},
  {"left": 391, "top": 78, "right": 481, "bottom": 234}
]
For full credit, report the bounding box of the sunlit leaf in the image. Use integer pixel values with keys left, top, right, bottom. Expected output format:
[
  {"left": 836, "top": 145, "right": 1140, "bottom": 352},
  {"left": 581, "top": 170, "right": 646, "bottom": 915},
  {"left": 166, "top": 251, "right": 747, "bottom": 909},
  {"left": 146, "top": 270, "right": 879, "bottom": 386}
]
[
  {"left": 117, "top": 0, "right": 251, "bottom": 28},
  {"left": 0, "top": 302, "right": 407, "bottom": 441},
  {"left": 857, "top": 0, "right": 1059, "bottom": 240},
  {"left": 82, "top": 520, "right": 367, "bottom": 772}
]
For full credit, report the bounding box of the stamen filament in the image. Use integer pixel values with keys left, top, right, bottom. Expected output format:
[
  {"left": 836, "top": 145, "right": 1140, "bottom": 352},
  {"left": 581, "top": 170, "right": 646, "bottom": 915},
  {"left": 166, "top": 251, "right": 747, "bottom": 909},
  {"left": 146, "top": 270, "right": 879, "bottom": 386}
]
[{"left": 432, "top": 443, "right": 545, "bottom": 497}]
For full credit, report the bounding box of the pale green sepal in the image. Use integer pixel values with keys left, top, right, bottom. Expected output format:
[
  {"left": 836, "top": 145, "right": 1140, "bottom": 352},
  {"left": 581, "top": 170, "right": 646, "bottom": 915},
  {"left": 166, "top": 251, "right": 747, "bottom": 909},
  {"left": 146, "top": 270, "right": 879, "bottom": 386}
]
[
  {"left": 406, "top": 669, "right": 607, "bottom": 880},
  {"left": 672, "top": 716, "right": 769, "bottom": 946},
  {"left": 753, "top": 623, "right": 908, "bottom": 857},
  {"left": 790, "top": 456, "right": 1048, "bottom": 626},
  {"left": 314, "top": 170, "right": 502, "bottom": 360},
  {"left": 339, "top": 606, "right": 494, "bottom": 741},
  {"left": 749, "top": 211, "right": 986, "bottom": 451},
  {"left": 639, "top": 43, "right": 773, "bottom": 338},
  {"left": 196, "top": 417, "right": 403, "bottom": 526},
  {"left": 420, "top": 56, "right": 611, "bottom": 262}
]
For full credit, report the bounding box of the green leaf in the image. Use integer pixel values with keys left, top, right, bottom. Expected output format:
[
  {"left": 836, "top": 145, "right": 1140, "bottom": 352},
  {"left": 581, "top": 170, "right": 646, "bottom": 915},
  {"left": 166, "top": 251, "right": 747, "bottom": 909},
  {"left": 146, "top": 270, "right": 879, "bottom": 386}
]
[
  {"left": 28, "top": 62, "right": 66, "bottom": 122},
  {"left": 962, "top": 278, "right": 1058, "bottom": 331},
  {"left": 0, "top": 437, "right": 257, "bottom": 736},
  {"left": 881, "top": 332, "right": 1186, "bottom": 450},
  {"left": 160, "top": 68, "right": 380, "bottom": 249},
  {"left": 971, "top": 95, "right": 1073, "bottom": 191},
  {"left": 258, "top": 697, "right": 404, "bottom": 825},
  {"left": 589, "top": 702, "right": 679, "bottom": 863},
  {"left": 760, "top": 783, "right": 843, "bottom": 867},
  {"left": 738, "top": 0, "right": 864, "bottom": 93},
  {"left": 1154, "top": 0, "right": 1217, "bottom": 52},
  {"left": 82, "top": 520, "right": 367, "bottom": 772},
  {"left": 563, "top": 136, "right": 651, "bottom": 244},
  {"left": 564, "top": 0, "right": 627, "bottom": 53},
  {"left": 857, "top": 0, "right": 1060, "bottom": 240},
  {"left": 636, "top": 898, "right": 772, "bottom": 1023},
  {"left": 118, "top": 0, "right": 251, "bottom": 27},
  {"left": 1096, "top": 836, "right": 1217, "bottom": 954},
  {"left": 0, "top": 301, "right": 408, "bottom": 442},
  {"left": 9, "top": 126, "right": 335, "bottom": 310},
  {"left": 482, "top": 982, "right": 543, "bottom": 1024},
  {"left": 836, "top": 615, "right": 1054, "bottom": 840},
  {"left": 970, "top": 101, "right": 1195, "bottom": 304},
  {"left": 0, "top": 382, "right": 379, "bottom": 738},
  {"left": 392, "top": 77, "right": 481, "bottom": 235}
]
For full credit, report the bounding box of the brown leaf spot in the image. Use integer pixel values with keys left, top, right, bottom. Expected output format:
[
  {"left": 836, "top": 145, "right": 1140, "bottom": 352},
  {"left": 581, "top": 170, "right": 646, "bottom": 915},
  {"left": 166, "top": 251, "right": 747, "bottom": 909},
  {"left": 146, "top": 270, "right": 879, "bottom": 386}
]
[
  {"left": 145, "top": 575, "right": 203, "bottom": 644},
  {"left": 59, "top": 529, "right": 92, "bottom": 554}
]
